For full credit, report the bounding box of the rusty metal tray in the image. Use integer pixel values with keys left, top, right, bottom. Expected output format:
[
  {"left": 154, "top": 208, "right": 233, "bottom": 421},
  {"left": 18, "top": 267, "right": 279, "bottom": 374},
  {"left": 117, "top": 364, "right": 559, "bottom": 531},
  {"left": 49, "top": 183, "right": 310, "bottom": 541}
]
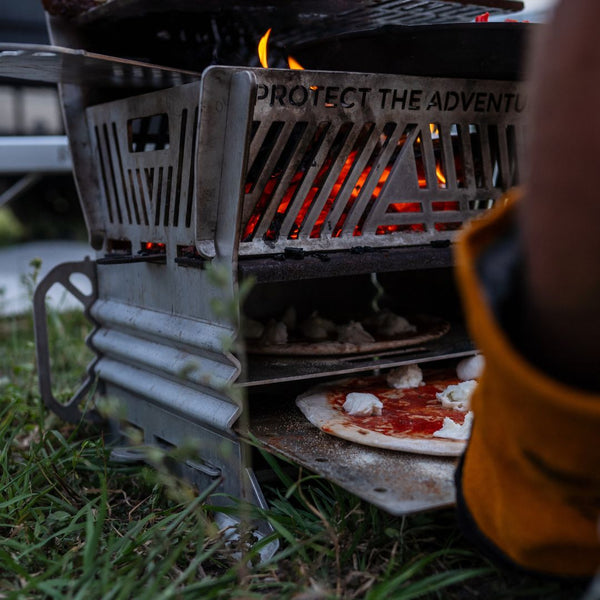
[{"left": 249, "top": 396, "right": 457, "bottom": 514}]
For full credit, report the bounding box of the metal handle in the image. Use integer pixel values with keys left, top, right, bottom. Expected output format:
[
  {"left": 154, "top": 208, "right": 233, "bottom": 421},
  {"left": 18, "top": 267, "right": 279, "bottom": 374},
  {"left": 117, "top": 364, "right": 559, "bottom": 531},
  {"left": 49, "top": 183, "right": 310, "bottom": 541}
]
[{"left": 33, "top": 258, "right": 102, "bottom": 423}]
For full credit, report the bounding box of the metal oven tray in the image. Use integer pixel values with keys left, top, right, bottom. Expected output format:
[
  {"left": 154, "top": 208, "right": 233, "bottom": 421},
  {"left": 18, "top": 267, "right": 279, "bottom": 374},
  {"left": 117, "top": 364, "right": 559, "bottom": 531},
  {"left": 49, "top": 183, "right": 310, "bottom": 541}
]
[{"left": 249, "top": 398, "right": 457, "bottom": 515}]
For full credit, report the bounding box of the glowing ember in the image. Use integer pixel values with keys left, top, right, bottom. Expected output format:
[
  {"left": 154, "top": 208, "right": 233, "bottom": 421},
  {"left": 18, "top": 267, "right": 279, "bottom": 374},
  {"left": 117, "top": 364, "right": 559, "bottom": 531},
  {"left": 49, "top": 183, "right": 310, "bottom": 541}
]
[
  {"left": 143, "top": 242, "right": 166, "bottom": 252},
  {"left": 243, "top": 133, "right": 458, "bottom": 242}
]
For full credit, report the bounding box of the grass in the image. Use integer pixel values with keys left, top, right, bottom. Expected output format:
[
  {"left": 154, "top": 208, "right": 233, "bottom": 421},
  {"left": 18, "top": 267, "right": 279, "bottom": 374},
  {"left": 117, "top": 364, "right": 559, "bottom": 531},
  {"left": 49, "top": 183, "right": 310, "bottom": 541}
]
[
  {"left": 0, "top": 208, "right": 25, "bottom": 248},
  {"left": 0, "top": 307, "right": 593, "bottom": 599}
]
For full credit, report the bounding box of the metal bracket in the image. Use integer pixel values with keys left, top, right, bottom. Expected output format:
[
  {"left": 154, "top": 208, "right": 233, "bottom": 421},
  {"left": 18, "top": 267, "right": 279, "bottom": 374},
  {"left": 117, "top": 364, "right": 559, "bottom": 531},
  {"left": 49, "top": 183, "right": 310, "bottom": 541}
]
[
  {"left": 33, "top": 257, "right": 102, "bottom": 423},
  {"left": 196, "top": 68, "right": 258, "bottom": 259}
]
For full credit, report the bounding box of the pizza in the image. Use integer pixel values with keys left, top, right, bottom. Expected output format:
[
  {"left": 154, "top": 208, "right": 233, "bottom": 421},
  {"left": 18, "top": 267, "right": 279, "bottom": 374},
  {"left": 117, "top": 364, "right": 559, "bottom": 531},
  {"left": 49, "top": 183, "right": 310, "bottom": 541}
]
[
  {"left": 296, "top": 369, "right": 474, "bottom": 456},
  {"left": 245, "top": 313, "right": 450, "bottom": 356}
]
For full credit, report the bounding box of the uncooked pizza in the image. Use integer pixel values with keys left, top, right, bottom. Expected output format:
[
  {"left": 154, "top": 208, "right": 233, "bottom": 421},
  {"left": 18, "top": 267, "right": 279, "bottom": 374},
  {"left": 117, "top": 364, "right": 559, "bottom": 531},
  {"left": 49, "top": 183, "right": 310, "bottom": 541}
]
[
  {"left": 296, "top": 364, "right": 479, "bottom": 456},
  {"left": 245, "top": 309, "right": 449, "bottom": 356}
]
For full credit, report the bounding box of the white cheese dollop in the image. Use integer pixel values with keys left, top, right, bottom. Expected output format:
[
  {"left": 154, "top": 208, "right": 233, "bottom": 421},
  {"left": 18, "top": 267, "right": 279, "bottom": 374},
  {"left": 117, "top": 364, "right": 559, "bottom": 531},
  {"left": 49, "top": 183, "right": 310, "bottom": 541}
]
[
  {"left": 337, "top": 321, "right": 375, "bottom": 345},
  {"left": 432, "top": 410, "right": 474, "bottom": 440},
  {"left": 363, "top": 309, "right": 417, "bottom": 337},
  {"left": 436, "top": 380, "right": 477, "bottom": 412},
  {"left": 300, "top": 311, "right": 336, "bottom": 341},
  {"left": 343, "top": 392, "right": 383, "bottom": 416},
  {"left": 456, "top": 355, "right": 485, "bottom": 381},
  {"left": 261, "top": 319, "right": 288, "bottom": 345},
  {"left": 386, "top": 364, "right": 423, "bottom": 389}
]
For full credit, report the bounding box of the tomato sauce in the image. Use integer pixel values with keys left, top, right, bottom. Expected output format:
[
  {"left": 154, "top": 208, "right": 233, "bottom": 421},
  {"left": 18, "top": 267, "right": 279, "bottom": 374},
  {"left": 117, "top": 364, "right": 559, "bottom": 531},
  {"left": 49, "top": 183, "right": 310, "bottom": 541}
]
[{"left": 328, "top": 374, "right": 467, "bottom": 439}]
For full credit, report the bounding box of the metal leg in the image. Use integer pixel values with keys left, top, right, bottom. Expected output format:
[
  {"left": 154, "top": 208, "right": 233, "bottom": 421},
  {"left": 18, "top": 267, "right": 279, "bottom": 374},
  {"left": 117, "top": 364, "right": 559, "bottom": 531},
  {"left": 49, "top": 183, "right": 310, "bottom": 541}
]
[{"left": 33, "top": 258, "right": 101, "bottom": 423}]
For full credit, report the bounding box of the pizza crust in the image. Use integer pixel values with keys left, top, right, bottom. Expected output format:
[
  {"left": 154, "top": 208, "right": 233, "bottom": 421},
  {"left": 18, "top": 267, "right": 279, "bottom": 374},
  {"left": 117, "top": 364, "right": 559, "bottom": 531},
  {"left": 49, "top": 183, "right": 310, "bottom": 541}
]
[{"left": 296, "top": 375, "right": 469, "bottom": 457}]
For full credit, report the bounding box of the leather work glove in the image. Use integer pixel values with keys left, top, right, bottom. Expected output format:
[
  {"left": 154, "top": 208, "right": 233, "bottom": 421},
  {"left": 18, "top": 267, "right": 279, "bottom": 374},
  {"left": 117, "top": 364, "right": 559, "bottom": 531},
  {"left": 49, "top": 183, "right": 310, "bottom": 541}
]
[{"left": 454, "top": 194, "right": 600, "bottom": 577}]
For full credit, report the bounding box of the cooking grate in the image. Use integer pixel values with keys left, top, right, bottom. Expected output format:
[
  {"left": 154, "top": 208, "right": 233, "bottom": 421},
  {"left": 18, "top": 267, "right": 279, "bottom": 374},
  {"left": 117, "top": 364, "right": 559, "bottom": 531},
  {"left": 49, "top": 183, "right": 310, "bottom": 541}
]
[{"left": 70, "top": 0, "right": 525, "bottom": 59}]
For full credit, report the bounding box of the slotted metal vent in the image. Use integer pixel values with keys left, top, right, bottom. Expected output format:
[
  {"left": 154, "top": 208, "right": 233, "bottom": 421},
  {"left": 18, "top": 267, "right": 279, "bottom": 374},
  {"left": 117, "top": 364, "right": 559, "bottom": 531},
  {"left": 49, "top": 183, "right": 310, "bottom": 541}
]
[
  {"left": 219, "top": 69, "right": 525, "bottom": 255},
  {"left": 86, "top": 67, "right": 525, "bottom": 258},
  {"left": 240, "top": 118, "right": 521, "bottom": 248},
  {"left": 87, "top": 83, "right": 199, "bottom": 250}
]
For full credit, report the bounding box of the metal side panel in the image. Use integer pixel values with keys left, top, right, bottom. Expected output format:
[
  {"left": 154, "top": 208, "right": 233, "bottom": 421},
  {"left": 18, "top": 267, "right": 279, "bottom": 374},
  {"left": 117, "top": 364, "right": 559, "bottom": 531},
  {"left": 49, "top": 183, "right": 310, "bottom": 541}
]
[
  {"left": 106, "top": 384, "right": 278, "bottom": 549},
  {"left": 92, "top": 329, "right": 235, "bottom": 390},
  {"left": 88, "top": 299, "right": 243, "bottom": 431},
  {"left": 107, "top": 384, "right": 247, "bottom": 501},
  {"left": 85, "top": 82, "right": 202, "bottom": 254},
  {"left": 204, "top": 67, "right": 526, "bottom": 257},
  {"left": 96, "top": 359, "right": 240, "bottom": 430},
  {"left": 90, "top": 298, "right": 240, "bottom": 360}
]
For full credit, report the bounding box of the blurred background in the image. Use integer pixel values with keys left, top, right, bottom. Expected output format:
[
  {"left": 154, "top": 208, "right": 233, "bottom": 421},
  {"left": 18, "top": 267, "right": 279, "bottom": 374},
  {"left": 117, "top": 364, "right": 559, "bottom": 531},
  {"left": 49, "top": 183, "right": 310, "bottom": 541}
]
[
  {"left": 0, "top": 0, "right": 84, "bottom": 247},
  {"left": 0, "top": 0, "right": 87, "bottom": 316}
]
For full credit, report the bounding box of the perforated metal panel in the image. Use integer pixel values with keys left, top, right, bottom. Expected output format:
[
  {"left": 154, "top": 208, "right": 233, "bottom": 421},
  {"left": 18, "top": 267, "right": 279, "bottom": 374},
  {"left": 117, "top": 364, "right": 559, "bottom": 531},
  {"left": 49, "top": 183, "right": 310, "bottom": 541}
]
[
  {"left": 196, "top": 67, "right": 525, "bottom": 257},
  {"left": 86, "top": 82, "right": 200, "bottom": 255},
  {"left": 85, "top": 67, "right": 525, "bottom": 259}
]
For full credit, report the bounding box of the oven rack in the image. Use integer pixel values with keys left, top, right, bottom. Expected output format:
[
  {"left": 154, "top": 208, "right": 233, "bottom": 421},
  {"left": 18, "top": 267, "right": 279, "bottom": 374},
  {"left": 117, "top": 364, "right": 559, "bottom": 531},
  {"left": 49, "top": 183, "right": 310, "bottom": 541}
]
[{"left": 241, "top": 322, "right": 475, "bottom": 387}]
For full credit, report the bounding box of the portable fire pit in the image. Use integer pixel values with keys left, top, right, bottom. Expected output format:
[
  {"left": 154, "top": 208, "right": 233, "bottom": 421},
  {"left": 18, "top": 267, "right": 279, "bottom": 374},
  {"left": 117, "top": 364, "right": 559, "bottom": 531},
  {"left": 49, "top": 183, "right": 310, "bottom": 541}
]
[{"left": 0, "top": 0, "right": 528, "bottom": 523}]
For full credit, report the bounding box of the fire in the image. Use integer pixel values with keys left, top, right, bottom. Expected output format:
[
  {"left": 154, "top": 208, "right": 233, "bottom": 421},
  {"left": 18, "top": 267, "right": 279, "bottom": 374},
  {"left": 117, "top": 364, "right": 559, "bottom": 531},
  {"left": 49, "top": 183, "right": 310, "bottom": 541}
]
[
  {"left": 243, "top": 129, "right": 456, "bottom": 242},
  {"left": 417, "top": 165, "right": 447, "bottom": 188},
  {"left": 258, "top": 28, "right": 271, "bottom": 68},
  {"left": 258, "top": 28, "right": 305, "bottom": 70},
  {"left": 242, "top": 145, "right": 433, "bottom": 242},
  {"left": 287, "top": 56, "right": 304, "bottom": 70},
  {"left": 436, "top": 165, "right": 447, "bottom": 186},
  {"left": 247, "top": 33, "right": 456, "bottom": 242}
]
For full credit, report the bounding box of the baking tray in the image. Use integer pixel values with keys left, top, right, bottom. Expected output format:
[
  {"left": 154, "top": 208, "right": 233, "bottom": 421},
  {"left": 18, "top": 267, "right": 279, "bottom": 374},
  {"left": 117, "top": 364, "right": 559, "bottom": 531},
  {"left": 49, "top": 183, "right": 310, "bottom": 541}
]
[{"left": 249, "top": 395, "right": 458, "bottom": 515}]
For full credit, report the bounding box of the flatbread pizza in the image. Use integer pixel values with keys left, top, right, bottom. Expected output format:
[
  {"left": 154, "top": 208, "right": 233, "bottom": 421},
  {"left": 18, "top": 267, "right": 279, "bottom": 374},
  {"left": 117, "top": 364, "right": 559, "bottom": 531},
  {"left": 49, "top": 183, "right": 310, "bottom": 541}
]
[{"left": 296, "top": 370, "right": 474, "bottom": 457}]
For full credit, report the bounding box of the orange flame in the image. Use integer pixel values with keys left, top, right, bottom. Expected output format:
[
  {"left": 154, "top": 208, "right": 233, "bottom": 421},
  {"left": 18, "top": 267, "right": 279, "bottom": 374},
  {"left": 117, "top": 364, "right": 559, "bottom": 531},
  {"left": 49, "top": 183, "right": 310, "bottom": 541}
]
[
  {"left": 258, "top": 28, "right": 271, "bottom": 68},
  {"left": 287, "top": 55, "right": 304, "bottom": 70},
  {"left": 436, "top": 165, "right": 447, "bottom": 186},
  {"left": 258, "top": 28, "right": 305, "bottom": 70}
]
